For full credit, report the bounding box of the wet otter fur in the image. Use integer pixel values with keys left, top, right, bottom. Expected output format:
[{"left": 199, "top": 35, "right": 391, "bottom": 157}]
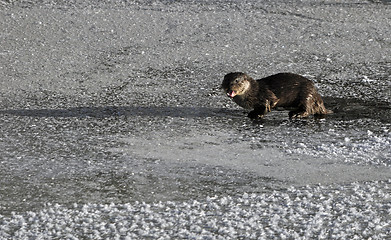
[{"left": 221, "top": 72, "right": 332, "bottom": 119}]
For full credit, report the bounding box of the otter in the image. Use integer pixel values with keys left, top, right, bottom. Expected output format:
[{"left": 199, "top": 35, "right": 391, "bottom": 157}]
[{"left": 221, "top": 72, "right": 332, "bottom": 119}]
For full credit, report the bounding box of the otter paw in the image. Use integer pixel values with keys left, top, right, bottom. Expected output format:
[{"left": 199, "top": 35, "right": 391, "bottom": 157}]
[
  {"left": 289, "top": 111, "right": 310, "bottom": 119},
  {"left": 248, "top": 111, "right": 264, "bottom": 119}
]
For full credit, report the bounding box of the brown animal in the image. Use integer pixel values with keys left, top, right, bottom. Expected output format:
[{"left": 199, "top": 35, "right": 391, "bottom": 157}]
[{"left": 221, "top": 72, "right": 332, "bottom": 119}]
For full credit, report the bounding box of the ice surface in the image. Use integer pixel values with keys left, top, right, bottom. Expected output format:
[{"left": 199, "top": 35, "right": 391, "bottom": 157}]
[
  {"left": 1, "top": 181, "right": 390, "bottom": 239},
  {"left": 1, "top": 0, "right": 390, "bottom": 238}
]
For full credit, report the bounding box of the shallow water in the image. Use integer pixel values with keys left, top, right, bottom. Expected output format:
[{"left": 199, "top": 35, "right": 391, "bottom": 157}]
[{"left": 0, "top": 0, "right": 390, "bottom": 238}]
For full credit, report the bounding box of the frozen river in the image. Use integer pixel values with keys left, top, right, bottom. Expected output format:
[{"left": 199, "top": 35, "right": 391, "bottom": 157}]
[{"left": 1, "top": 0, "right": 390, "bottom": 238}]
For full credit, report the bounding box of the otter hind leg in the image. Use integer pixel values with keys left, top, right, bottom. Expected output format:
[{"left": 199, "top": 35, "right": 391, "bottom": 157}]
[
  {"left": 289, "top": 96, "right": 312, "bottom": 118},
  {"left": 308, "top": 92, "right": 332, "bottom": 116},
  {"left": 290, "top": 92, "right": 330, "bottom": 118}
]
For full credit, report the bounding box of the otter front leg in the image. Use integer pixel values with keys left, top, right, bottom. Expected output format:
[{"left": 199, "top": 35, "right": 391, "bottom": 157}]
[{"left": 248, "top": 105, "right": 268, "bottom": 119}]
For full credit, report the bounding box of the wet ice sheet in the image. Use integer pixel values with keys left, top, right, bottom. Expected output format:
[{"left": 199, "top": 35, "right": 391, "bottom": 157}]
[
  {"left": 1, "top": 180, "right": 390, "bottom": 239},
  {"left": 111, "top": 123, "right": 391, "bottom": 184},
  {"left": 2, "top": 106, "right": 390, "bottom": 222}
]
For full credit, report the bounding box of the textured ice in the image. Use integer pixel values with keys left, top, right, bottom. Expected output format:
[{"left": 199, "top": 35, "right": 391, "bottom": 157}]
[
  {"left": 1, "top": 0, "right": 391, "bottom": 238},
  {"left": 1, "top": 181, "right": 390, "bottom": 239},
  {"left": 286, "top": 125, "right": 391, "bottom": 166}
]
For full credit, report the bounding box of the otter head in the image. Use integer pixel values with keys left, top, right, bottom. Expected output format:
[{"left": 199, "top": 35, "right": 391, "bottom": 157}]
[{"left": 221, "top": 72, "right": 251, "bottom": 98}]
